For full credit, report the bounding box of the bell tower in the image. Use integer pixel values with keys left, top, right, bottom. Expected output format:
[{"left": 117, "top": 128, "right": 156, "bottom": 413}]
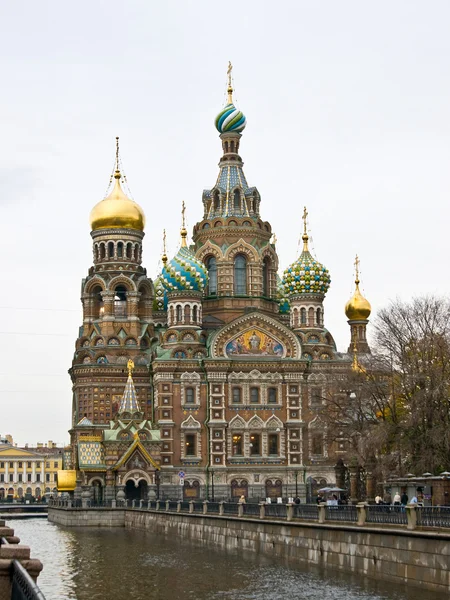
[
  {"left": 69, "top": 139, "right": 154, "bottom": 427},
  {"left": 192, "top": 64, "right": 279, "bottom": 324}
]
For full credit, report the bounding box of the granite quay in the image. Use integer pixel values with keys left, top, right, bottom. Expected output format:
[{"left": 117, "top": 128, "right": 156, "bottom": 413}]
[
  {"left": 0, "top": 519, "right": 45, "bottom": 599},
  {"left": 49, "top": 501, "right": 450, "bottom": 594}
]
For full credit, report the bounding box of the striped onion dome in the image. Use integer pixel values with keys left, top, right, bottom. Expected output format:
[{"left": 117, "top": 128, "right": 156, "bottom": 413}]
[{"left": 215, "top": 103, "right": 247, "bottom": 133}]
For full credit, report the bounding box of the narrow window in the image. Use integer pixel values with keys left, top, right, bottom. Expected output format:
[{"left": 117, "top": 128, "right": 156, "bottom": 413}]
[
  {"left": 300, "top": 308, "right": 307, "bottom": 324},
  {"left": 185, "top": 387, "right": 195, "bottom": 404},
  {"left": 234, "top": 255, "right": 247, "bottom": 295},
  {"left": 214, "top": 191, "right": 220, "bottom": 211},
  {"left": 233, "top": 189, "right": 240, "bottom": 212},
  {"left": 311, "top": 387, "right": 321, "bottom": 406},
  {"left": 185, "top": 434, "right": 196, "bottom": 456},
  {"left": 176, "top": 305, "right": 182, "bottom": 322},
  {"left": 232, "top": 387, "right": 242, "bottom": 403},
  {"left": 263, "top": 258, "right": 270, "bottom": 297},
  {"left": 193, "top": 305, "right": 198, "bottom": 322},
  {"left": 114, "top": 286, "right": 127, "bottom": 318},
  {"left": 268, "top": 434, "right": 279, "bottom": 455},
  {"left": 108, "top": 241, "right": 114, "bottom": 258},
  {"left": 250, "top": 387, "right": 260, "bottom": 404},
  {"left": 232, "top": 434, "right": 243, "bottom": 455},
  {"left": 250, "top": 434, "right": 261, "bottom": 455},
  {"left": 268, "top": 388, "right": 277, "bottom": 404},
  {"left": 117, "top": 242, "right": 123, "bottom": 258},
  {"left": 312, "top": 433, "right": 323, "bottom": 455},
  {"left": 316, "top": 308, "right": 321, "bottom": 326},
  {"left": 207, "top": 257, "right": 217, "bottom": 295}
]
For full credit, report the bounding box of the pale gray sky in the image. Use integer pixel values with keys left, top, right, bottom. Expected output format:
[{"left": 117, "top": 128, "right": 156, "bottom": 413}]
[{"left": 1, "top": 1, "right": 449, "bottom": 446}]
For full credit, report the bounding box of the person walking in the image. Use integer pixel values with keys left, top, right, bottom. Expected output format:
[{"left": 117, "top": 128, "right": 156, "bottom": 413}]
[
  {"left": 401, "top": 492, "right": 408, "bottom": 506},
  {"left": 393, "top": 493, "right": 401, "bottom": 506}
]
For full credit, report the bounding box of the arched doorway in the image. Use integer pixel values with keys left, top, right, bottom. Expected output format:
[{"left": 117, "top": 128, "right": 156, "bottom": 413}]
[
  {"left": 91, "top": 480, "right": 104, "bottom": 505},
  {"left": 230, "top": 479, "right": 248, "bottom": 500},
  {"left": 183, "top": 480, "right": 200, "bottom": 500},
  {"left": 125, "top": 479, "right": 148, "bottom": 501},
  {"left": 265, "top": 479, "right": 283, "bottom": 500}
]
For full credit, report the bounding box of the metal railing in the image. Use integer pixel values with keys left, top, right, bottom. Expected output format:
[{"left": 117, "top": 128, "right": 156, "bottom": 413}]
[
  {"left": 11, "top": 559, "right": 46, "bottom": 600},
  {"left": 325, "top": 504, "right": 357, "bottom": 523},
  {"left": 48, "top": 499, "right": 450, "bottom": 531},
  {"left": 293, "top": 504, "right": 319, "bottom": 521},
  {"left": 417, "top": 506, "right": 450, "bottom": 528},
  {"left": 366, "top": 505, "right": 407, "bottom": 526}
]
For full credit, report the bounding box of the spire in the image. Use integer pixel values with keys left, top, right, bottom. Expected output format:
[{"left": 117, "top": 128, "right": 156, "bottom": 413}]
[
  {"left": 227, "top": 61, "right": 233, "bottom": 104},
  {"left": 180, "top": 201, "right": 188, "bottom": 248},
  {"left": 345, "top": 255, "right": 371, "bottom": 354},
  {"left": 302, "top": 206, "right": 309, "bottom": 251},
  {"left": 162, "top": 229, "right": 168, "bottom": 265},
  {"left": 118, "top": 359, "right": 140, "bottom": 413}
]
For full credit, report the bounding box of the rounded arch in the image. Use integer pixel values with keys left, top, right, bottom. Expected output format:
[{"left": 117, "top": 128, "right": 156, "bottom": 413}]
[
  {"left": 122, "top": 470, "right": 152, "bottom": 486},
  {"left": 108, "top": 276, "right": 136, "bottom": 292},
  {"left": 84, "top": 276, "right": 107, "bottom": 294},
  {"left": 224, "top": 239, "right": 259, "bottom": 263},
  {"left": 195, "top": 240, "right": 223, "bottom": 263}
]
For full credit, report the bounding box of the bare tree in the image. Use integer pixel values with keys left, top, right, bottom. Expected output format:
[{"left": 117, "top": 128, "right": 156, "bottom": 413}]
[{"left": 322, "top": 296, "right": 450, "bottom": 478}]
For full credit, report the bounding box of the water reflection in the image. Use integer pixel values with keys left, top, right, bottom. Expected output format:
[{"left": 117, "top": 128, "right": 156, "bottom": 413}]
[{"left": 13, "top": 519, "right": 447, "bottom": 600}]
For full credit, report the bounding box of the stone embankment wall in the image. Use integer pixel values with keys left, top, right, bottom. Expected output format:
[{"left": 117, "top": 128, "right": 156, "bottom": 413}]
[{"left": 49, "top": 507, "right": 450, "bottom": 594}]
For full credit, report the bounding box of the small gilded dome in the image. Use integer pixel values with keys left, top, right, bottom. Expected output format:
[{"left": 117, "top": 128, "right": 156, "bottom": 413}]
[
  {"left": 345, "top": 282, "right": 371, "bottom": 320},
  {"left": 90, "top": 171, "right": 145, "bottom": 232},
  {"left": 282, "top": 248, "right": 331, "bottom": 298},
  {"left": 161, "top": 244, "right": 208, "bottom": 293},
  {"left": 215, "top": 103, "right": 247, "bottom": 134}
]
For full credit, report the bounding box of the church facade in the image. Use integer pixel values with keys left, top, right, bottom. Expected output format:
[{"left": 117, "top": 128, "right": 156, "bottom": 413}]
[{"left": 65, "top": 68, "right": 372, "bottom": 502}]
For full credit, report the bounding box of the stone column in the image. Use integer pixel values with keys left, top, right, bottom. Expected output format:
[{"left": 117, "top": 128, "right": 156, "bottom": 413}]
[
  {"left": 356, "top": 503, "right": 367, "bottom": 526},
  {"left": 127, "top": 292, "right": 140, "bottom": 321},
  {"left": 101, "top": 291, "right": 115, "bottom": 320},
  {"left": 81, "top": 486, "right": 91, "bottom": 508},
  {"left": 74, "top": 478, "right": 82, "bottom": 505}
]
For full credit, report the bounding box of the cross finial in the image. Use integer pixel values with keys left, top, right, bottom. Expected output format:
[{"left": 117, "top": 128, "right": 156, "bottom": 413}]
[
  {"left": 227, "top": 61, "right": 233, "bottom": 104},
  {"left": 271, "top": 233, "right": 277, "bottom": 245},
  {"left": 354, "top": 254, "right": 360, "bottom": 284},
  {"left": 180, "top": 201, "right": 188, "bottom": 247},
  {"left": 114, "top": 136, "right": 121, "bottom": 179},
  {"left": 181, "top": 200, "right": 186, "bottom": 228},
  {"left": 302, "top": 206, "right": 308, "bottom": 235},
  {"left": 162, "top": 229, "right": 167, "bottom": 265},
  {"left": 301, "top": 206, "right": 309, "bottom": 251}
]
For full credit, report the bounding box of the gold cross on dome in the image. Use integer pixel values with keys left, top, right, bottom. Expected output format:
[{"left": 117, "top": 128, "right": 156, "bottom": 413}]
[
  {"left": 302, "top": 206, "right": 308, "bottom": 235},
  {"left": 181, "top": 200, "right": 186, "bottom": 228},
  {"left": 354, "top": 254, "right": 360, "bottom": 281}
]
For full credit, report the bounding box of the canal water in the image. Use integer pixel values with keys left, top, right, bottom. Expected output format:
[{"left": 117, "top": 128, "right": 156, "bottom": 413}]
[{"left": 12, "top": 519, "right": 447, "bottom": 600}]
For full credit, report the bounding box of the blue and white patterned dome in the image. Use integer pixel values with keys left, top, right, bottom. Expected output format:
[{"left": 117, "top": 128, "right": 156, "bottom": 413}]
[
  {"left": 161, "top": 246, "right": 208, "bottom": 293},
  {"left": 153, "top": 276, "right": 168, "bottom": 311}
]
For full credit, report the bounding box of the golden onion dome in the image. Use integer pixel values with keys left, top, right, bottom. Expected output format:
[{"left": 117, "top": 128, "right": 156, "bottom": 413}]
[
  {"left": 90, "top": 170, "right": 145, "bottom": 232},
  {"left": 345, "top": 280, "right": 371, "bottom": 320}
]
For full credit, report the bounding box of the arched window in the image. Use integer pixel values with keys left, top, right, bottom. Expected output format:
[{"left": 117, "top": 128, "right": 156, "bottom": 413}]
[
  {"left": 193, "top": 305, "right": 198, "bottom": 322},
  {"left": 214, "top": 191, "right": 220, "bottom": 211},
  {"left": 233, "top": 189, "right": 240, "bottom": 212},
  {"left": 207, "top": 257, "right": 217, "bottom": 295},
  {"left": 117, "top": 242, "right": 123, "bottom": 258},
  {"left": 308, "top": 307, "right": 314, "bottom": 326},
  {"left": 263, "top": 257, "right": 270, "bottom": 297},
  {"left": 100, "top": 243, "right": 106, "bottom": 260},
  {"left": 114, "top": 286, "right": 127, "bottom": 318},
  {"left": 234, "top": 255, "right": 247, "bottom": 295},
  {"left": 126, "top": 243, "right": 132, "bottom": 259},
  {"left": 176, "top": 305, "right": 182, "bottom": 323},
  {"left": 108, "top": 242, "right": 114, "bottom": 258},
  {"left": 316, "top": 308, "right": 321, "bottom": 326},
  {"left": 185, "top": 387, "right": 195, "bottom": 404},
  {"left": 300, "top": 308, "right": 307, "bottom": 324},
  {"left": 184, "top": 305, "right": 191, "bottom": 323},
  {"left": 91, "top": 285, "right": 103, "bottom": 319}
]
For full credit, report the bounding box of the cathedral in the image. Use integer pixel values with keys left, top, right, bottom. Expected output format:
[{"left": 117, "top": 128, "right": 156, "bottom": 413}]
[{"left": 65, "top": 66, "right": 372, "bottom": 503}]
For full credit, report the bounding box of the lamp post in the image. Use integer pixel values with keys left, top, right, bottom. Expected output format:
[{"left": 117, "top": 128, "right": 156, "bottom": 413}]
[{"left": 211, "top": 469, "right": 215, "bottom": 502}]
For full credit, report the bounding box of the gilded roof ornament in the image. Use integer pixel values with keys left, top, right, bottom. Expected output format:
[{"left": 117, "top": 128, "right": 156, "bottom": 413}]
[{"left": 345, "top": 254, "right": 371, "bottom": 321}]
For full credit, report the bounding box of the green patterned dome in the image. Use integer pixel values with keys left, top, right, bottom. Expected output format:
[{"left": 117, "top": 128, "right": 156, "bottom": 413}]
[
  {"left": 276, "top": 274, "right": 290, "bottom": 314},
  {"left": 282, "top": 248, "right": 331, "bottom": 297}
]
